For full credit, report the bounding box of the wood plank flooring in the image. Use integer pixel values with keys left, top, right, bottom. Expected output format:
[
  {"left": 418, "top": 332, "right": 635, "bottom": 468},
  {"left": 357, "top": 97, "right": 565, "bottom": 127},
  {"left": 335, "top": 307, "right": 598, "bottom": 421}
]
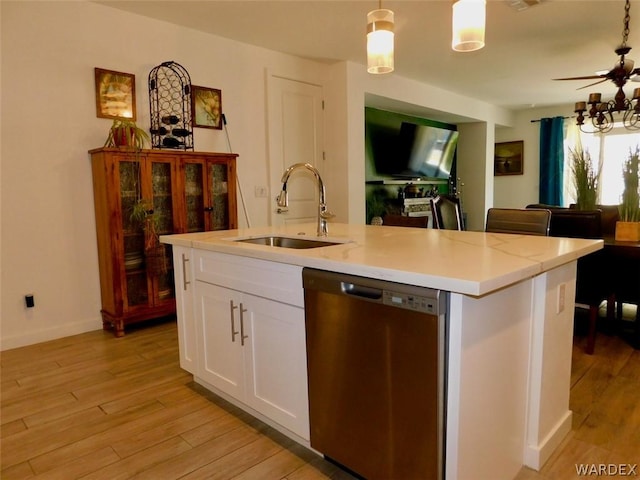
[{"left": 2, "top": 318, "right": 639, "bottom": 479}]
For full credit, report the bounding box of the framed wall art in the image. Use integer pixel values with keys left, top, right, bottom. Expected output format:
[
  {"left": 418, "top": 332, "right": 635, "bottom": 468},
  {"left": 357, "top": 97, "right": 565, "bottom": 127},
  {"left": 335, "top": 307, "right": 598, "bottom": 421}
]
[
  {"left": 192, "top": 86, "right": 222, "bottom": 129},
  {"left": 494, "top": 141, "right": 524, "bottom": 176},
  {"left": 94, "top": 68, "right": 136, "bottom": 120}
]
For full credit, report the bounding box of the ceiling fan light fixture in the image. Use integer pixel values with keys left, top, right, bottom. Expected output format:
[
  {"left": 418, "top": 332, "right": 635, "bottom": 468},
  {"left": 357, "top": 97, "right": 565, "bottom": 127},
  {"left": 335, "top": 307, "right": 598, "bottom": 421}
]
[
  {"left": 569, "top": 0, "right": 640, "bottom": 132},
  {"left": 452, "top": 0, "right": 486, "bottom": 52},
  {"left": 367, "top": 8, "right": 394, "bottom": 74}
]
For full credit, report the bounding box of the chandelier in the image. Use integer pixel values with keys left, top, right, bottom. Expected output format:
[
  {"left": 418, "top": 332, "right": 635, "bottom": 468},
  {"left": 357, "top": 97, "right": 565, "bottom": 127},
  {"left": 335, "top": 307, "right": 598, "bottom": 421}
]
[{"left": 570, "top": 0, "right": 640, "bottom": 133}]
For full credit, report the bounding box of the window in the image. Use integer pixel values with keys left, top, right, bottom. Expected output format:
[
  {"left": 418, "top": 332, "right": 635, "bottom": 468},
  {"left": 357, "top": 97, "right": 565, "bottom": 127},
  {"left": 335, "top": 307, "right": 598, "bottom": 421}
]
[{"left": 564, "top": 125, "right": 640, "bottom": 207}]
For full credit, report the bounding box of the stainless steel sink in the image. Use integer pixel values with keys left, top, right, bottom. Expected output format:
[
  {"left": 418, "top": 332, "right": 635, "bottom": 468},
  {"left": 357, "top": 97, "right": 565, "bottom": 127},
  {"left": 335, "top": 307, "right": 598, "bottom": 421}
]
[{"left": 234, "top": 236, "right": 342, "bottom": 249}]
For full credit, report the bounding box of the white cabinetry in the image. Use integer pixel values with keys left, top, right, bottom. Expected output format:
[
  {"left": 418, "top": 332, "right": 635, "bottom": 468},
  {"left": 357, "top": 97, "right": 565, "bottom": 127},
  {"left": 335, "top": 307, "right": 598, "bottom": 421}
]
[
  {"left": 192, "top": 250, "right": 309, "bottom": 441},
  {"left": 172, "top": 246, "right": 196, "bottom": 374}
]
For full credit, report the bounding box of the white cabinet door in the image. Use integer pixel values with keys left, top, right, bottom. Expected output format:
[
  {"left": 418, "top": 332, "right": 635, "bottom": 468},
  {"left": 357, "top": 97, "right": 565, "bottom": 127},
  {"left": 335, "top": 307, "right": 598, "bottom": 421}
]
[
  {"left": 196, "top": 282, "right": 244, "bottom": 399},
  {"left": 243, "top": 294, "right": 310, "bottom": 440},
  {"left": 172, "top": 246, "right": 196, "bottom": 374}
]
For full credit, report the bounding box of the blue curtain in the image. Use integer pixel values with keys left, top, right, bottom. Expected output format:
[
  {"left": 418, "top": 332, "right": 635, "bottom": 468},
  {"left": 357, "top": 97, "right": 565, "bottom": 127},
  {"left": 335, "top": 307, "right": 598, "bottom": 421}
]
[{"left": 539, "top": 116, "right": 564, "bottom": 206}]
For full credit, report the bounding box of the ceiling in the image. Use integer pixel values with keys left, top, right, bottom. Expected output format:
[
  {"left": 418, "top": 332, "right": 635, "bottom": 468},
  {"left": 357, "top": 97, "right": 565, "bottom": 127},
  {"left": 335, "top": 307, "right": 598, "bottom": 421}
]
[{"left": 97, "top": 0, "right": 640, "bottom": 112}]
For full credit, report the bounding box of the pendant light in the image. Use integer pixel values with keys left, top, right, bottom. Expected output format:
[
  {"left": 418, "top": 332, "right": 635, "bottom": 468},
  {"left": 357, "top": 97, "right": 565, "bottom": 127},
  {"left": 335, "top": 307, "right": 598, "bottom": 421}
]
[
  {"left": 452, "top": 0, "right": 486, "bottom": 52},
  {"left": 367, "top": 2, "right": 394, "bottom": 74}
]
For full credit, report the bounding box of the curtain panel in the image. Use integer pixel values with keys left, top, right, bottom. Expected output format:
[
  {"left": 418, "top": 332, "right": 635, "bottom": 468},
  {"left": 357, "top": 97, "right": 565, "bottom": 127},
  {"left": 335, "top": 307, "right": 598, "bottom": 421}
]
[{"left": 539, "top": 116, "right": 565, "bottom": 206}]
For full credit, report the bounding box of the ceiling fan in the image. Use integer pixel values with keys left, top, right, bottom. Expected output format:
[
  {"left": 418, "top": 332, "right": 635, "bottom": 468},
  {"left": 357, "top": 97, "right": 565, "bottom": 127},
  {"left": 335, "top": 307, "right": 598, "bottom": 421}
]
[
  {"left": 554, "top": 0, "right": 640, "bottom": 89},
  {"left": 553, "top": 0, "right": 640, "bottom": 132}
]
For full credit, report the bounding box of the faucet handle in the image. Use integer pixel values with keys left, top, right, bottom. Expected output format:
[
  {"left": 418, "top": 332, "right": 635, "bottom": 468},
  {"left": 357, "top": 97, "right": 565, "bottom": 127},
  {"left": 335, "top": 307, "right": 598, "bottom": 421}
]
[
  {"left": 320, "top": 210, "right": 335, "bottom": 219},
  {"left": 276, "top": 190, "right": 288, "bottom": 208}
]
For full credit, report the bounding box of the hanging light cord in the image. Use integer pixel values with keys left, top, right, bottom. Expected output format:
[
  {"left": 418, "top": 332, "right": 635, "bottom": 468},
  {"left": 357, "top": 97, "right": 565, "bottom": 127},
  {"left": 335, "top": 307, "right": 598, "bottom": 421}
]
[{"left": 222, "top": 114, "right": 251, "bottom": 228}]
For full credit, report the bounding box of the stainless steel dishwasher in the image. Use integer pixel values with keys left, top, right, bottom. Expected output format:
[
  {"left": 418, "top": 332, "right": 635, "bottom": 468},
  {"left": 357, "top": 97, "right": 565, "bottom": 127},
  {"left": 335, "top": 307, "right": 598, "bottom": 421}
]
[{"left": 303, "top": 268, "right": 447, "bottom": 480}]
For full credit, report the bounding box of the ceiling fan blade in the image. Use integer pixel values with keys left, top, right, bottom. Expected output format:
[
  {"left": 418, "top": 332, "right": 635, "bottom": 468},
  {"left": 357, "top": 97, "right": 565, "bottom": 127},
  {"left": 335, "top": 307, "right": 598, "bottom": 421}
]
[
  {"left": 553, "top": 75, "right": 605, "bottom": 81},
  {"left": 576, "top": 78, "right": 609, "bottom": 90}
]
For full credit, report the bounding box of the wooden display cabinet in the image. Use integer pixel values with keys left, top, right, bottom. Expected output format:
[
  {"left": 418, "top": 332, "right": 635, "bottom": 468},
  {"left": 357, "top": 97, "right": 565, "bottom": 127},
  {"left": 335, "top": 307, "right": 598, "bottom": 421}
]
[{"left": 90, "top": 147, "right": 237, "bottom": 336}]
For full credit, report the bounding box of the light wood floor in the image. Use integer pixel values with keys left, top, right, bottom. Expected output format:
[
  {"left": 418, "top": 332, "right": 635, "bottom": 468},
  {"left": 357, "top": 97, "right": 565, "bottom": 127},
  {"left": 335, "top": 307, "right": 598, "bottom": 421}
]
[{"left": 1, "top": 318, "right": 639, "bottom": 479}]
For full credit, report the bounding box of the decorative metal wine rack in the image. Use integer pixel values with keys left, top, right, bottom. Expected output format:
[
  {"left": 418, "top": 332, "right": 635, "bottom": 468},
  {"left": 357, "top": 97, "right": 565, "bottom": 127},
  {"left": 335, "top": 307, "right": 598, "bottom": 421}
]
[{"left": 148, "top": 61, "right": 194, "bottom": 151}]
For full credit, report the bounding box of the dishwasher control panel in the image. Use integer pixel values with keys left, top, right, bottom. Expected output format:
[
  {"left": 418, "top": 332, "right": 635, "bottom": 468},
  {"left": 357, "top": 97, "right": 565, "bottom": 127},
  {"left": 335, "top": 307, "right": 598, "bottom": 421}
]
[{"left": 383, "top": 290, "right": 439, "bottom": 314}]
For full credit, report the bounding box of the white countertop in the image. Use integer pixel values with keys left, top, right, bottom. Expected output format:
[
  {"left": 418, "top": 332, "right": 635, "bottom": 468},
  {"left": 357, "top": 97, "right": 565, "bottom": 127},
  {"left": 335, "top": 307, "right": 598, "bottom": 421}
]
[{"left": 160, "top": 223, "right": 603, "bottom": 297}]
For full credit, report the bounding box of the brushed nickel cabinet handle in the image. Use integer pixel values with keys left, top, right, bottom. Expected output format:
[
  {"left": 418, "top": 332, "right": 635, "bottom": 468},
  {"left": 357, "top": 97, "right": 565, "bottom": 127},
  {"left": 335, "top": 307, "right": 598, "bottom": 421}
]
[
  {"left": 181, "top": 253, "right": 190, "bottom": 291},
  {"left": 239, "top": 303, "right": 249, "bottom": 346},
  {"left": 230, "top": 300, "right": 239, "bottom": 342}
]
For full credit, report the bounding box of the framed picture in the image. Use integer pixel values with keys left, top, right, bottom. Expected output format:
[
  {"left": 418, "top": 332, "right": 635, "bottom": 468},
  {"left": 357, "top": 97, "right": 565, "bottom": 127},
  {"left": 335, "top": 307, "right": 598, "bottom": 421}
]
[
  {"left": 494, "top": 141, "right": 524, "bottom": 176},
  {"left": 94, "top": 68, "right": 136, "bottom": 120},
  {"left": 192, "top": 85, "right": 222, "bottom": 129}
]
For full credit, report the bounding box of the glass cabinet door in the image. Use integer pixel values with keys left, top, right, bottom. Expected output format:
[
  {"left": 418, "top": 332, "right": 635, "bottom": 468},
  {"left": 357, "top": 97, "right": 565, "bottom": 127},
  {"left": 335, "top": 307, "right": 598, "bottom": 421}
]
[
  {"left": 208, "top": 161, "right": 231, "bottom": 231},
  {"left": 149, "top": 159, "right": 176, "bottom": 304},
  {"left": 118, "top": 159, "right": 148, "bottom": 309},
  {"left": 184, "top": 161, "right": 205, "bottom": 233}
]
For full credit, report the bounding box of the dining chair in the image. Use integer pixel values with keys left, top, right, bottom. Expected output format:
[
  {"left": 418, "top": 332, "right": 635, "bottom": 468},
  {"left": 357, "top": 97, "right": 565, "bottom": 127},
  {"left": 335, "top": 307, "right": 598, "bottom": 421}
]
[
  {"left": 429, "top": 195, "right": 463, "bottom": 230},
  {"left": 485, "top": 208, "right": 551, "bottom": 236},
  {"left": 567, "top": 204, "right": 620, "bottom": 237},
  {"left": 547, "top": 209, "right": 603, "bottom": 239},
  {"left": 382, "top": 214, "right": 429, "bottom": 228},
  {"left": 611, "top": 253, "right": 640, "bottom": 350},
  {"left": 543, "top": 208, "right": 609, "bottom": 354}
]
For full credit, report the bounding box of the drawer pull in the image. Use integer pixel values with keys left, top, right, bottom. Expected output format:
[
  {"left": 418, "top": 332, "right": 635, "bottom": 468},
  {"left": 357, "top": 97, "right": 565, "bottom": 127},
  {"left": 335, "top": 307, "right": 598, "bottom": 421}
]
[
  {"left": 239, "top": 303, "right": 249, "bottom": 346},
  {"left": 181, "top": 254, "right": 190, "bottom": 291},
  {"left": 230, "top": 300, "right": 239, "bottom": 342}
]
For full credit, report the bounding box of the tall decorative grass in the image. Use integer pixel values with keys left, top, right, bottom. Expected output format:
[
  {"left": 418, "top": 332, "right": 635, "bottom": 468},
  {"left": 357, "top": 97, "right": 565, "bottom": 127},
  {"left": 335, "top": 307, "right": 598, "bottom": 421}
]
[
  {"left": 570, "top": 148, "right": 598, "bottom": 210},
  {"left": 619, "top": 146, "right": 640, "bottom": 222}
]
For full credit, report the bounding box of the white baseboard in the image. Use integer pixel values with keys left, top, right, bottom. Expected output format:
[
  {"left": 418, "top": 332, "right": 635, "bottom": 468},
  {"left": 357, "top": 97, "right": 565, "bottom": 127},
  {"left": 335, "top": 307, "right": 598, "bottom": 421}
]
[
  {"left": 0, "top": 319, "right": 99, "bottom": 351},
  {"left": 523, "top": 410, "right": 573, "bottom": 470}
]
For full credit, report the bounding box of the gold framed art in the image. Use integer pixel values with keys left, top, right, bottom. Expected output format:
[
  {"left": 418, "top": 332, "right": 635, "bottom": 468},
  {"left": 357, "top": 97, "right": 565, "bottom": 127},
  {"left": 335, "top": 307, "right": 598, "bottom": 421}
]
[
  {"left": 94, "top": 68, "right": 136, "bottom": 120},
  {"left": 191, "top": 85, "right": 222, "bottom": 129},
  {"left": 494, "top": 141, "right": 524, "bottom": 176}
]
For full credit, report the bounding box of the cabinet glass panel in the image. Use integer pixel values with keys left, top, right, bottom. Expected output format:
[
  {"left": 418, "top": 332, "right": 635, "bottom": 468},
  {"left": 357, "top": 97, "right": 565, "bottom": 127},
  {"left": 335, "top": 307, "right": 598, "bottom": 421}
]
[
  {"left": 120, "top": 160, "right": 145, "bottom": 274},
  {"left": 151, "top": 162, "right": 174, "bottom": 235},
  {"left": 157, "top": 262, "right": 175, "bottom": 302},
  {"left": 185, "top": 163, "right": 205, "bottom": 232},
  {"left": 210, "top": 163, "right": 229, "bottom": 230},
  {"left": 126, "top": 272, "right": 148, "bottom": 307}
]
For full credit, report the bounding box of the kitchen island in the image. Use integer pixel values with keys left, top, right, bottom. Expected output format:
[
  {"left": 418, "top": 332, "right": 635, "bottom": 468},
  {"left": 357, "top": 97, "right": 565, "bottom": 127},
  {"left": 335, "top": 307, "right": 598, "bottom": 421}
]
[{"left": 161, "top": 223, "right": 602, "bottom": 480}]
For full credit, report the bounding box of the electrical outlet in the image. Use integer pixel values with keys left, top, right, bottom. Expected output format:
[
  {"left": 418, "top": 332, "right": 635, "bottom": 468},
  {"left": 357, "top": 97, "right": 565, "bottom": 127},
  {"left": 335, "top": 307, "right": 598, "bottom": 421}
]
[
  {"left": 25, "top": 294, "right": 35, "bottom": 308},
  {"left": 557, "top": 283, "right": 566, "bottom": 314},
  {"left": 254, "top": 186, "right": 268, "bottom": 198}
]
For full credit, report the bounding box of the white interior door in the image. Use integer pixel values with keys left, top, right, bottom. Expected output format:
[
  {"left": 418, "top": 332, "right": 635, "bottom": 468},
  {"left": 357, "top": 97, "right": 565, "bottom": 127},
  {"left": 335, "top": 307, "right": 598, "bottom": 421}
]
[{"left": 267, "top": 75, "right": 324, "bottom": 227}]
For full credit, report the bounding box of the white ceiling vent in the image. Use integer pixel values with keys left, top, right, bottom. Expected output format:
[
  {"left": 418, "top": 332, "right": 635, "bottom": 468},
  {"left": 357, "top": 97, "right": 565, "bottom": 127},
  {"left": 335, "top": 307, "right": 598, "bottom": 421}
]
[{"left": 508, "top": 0, "right": 543, "bottom": 12}]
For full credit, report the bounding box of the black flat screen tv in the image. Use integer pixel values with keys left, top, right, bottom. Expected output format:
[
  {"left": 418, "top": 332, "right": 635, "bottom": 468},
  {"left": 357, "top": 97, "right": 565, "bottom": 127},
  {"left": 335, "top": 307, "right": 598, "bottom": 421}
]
[
  {"left": 369, "top": 120, "right": 459, "bottom": 180},
  {"left": 397, "top": 122, "right": 459, "bottom": 179}
]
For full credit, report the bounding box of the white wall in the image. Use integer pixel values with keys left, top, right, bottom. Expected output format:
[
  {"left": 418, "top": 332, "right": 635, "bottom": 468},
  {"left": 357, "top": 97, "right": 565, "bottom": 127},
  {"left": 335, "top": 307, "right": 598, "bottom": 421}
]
[
  {"left": 1, "top": 0, "right": 527, "bottom": 349},
  {"left": 339, "top": 63, "right": 514, "bottom": 227},
  {"left": 457, "top": 122, "right": 493, "bottom": 231},
  {"left": 494, "top": 105, "right": 574, "bottom": 209},
  {"left": 0, "top": 1, "right": 335, "bottom": 349}
]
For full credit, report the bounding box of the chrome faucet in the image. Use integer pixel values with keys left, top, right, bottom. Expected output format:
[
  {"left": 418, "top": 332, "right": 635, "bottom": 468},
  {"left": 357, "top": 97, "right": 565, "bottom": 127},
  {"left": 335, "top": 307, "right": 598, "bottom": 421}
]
[{"left": 276, "top": 163, "right": 334, "bottom": 236}]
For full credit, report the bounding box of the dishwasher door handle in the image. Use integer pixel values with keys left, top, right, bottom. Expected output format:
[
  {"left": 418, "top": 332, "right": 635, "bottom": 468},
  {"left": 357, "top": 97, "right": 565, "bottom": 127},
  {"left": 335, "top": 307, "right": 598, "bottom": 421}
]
[{"left": 340, "top": 282, "right": 383, "bottom": 300}]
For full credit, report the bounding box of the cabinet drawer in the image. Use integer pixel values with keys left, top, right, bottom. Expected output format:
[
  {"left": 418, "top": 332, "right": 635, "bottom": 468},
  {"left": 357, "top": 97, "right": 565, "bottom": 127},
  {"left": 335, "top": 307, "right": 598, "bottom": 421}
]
[{"left": 194, "top": 250, "right": 304, "bottom": 307}]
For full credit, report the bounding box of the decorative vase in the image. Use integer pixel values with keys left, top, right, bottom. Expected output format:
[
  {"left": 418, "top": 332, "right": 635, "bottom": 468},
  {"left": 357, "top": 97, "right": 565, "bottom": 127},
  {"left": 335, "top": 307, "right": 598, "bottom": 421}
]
[
  {"left": 112, "top": 126, "right": 134, "bottom": 147},
  {"left": 371, "top": 216, "right": 383, "bottom": 226},
  {"left": 614, "top": 221, "right": 640, "bottom": 242}
]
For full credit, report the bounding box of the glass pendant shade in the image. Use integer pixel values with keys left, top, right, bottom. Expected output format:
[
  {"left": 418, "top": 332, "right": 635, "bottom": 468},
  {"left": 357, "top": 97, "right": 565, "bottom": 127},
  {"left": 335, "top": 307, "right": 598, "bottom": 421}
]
[
  {"left": 367, "top": 9, "right": 394, "bottom": 74},
  {"left": 452, "top": 0, "right": 486, "bottom": 52}
]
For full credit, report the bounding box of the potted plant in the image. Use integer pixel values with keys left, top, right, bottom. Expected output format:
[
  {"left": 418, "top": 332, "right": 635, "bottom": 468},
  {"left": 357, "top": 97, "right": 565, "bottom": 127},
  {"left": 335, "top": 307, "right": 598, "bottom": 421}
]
[
  {"left": 570, "top": 148, "right": 599, "bottom": 210},
  {"left": 616, "top": 146, "right": 640, "bottom": 241},
  {"left": 104, "top": 118, "right": 150, "bottom": 149},
  {"left": 366, "top": 191, "right": 387, "bottom": 225}
]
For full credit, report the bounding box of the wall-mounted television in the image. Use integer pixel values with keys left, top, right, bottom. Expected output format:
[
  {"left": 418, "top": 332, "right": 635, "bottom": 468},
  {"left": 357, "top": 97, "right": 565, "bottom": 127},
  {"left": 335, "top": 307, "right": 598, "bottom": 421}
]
[
  {"left": 396, "top": 122, "right": 459, "bottom": 179},
  {"left": 365, "top": 108, "right": 458, "bottom": 181}
]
